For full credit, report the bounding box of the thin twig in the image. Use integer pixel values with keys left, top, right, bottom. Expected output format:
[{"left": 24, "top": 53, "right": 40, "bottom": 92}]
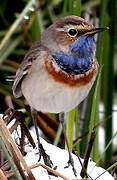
[{"left": 7, "top": 162, "right": 88, "bottom": 180}]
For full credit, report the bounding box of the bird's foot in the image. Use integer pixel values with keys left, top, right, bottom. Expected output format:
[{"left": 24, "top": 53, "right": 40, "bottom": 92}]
[
  {"left": 64, "top": 155, "right": 77, "bottom": 177},
  {"left": 38, "top": 143, "right": 54, "bottom": 176},
  {"left": 38, "top": 143, "right": 53, "bottom": 168}
]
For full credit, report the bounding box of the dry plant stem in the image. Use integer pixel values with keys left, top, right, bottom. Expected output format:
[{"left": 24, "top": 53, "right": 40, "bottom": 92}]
[
  {"left": 73, "top": 114, "right": 112, "bottom": 147},
  {"left": 74, "top": 151, "right": 92, "bottom": 180},
  {"left": 11, "top": 146, "right": 27, "bottom": 180},
  {"left": 0, "top": 116, "right": 35, "bottom": 180},
  {"left": 80, "top": 131, "right": 96, "bottom": 178},
  {"left": 37, "top": 113, "right": 57, "bottom": 136},
  {"left": 9, "top": 120, "right": 19, "bottom": 133},
  {"left": 38, "top": 112, "right": 59, "bottom": 129},
  {"left": 36, "top": 112, "right": 63, "bottom": 144},
  {"left": 16, "top": 111, "right": 36, "bottom": 148},
  {"left": 0, "top": 131, "right": 25, "bottom": 179},
  {"left": 4, "top": 96, "right": 14, "bottom": 109},
  {"left": 5, "top": 59, "right": 20, "bottom": 69},
  {"left": 28, "top": 163, "right": 88, "bottom": 180},
  {"left": 4, "top": 109, "right": 20, "bottom": 134},
  {"left": 7, "top": 162, "right": 88, "bottom": 180},
  {"left": 74, "top": 151, "right": 85, "bottom": 172},
  {"left": 4, "top": 108, "right": 36, "bottom": 148},
  {"left": 3, "top": 108, "right": 15, "bottom": 124},
  {"left": 0, "top": 148, "right": 5, "bottom": 164},
  {"left": 0, "top": 136, "right": 22, "bottom": 180},
  {"left": 20, "top": 124, "right": 25, "bottom": 155},
  {"left": 0, "top": 169, "right": 8, "bottom": 180},
  {"left": 0, "top": 160, "right": 10, "bottom": 172},
  {"left": 36, "top": 163, "right": 71, "bottom": 180}
]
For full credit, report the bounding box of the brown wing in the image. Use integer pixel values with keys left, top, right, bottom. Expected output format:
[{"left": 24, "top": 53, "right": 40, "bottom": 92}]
[
  {"left": 13, "top": 61, "right": 32, "bottom": 98},
  {"left": 13, "top": 39, "right": 44, "bottom": 98}
]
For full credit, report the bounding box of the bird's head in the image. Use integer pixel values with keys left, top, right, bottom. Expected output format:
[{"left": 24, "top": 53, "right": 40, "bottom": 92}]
[{"left": 42, "top": 16, "right": 108, "bottom": 76}]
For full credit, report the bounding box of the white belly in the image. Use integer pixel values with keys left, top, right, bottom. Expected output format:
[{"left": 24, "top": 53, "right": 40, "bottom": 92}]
[{"left": 21, "top": 60, "right": 96, "bottom": 113}]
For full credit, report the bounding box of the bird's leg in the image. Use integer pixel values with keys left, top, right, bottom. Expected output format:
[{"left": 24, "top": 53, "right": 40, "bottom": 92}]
[
  {"left": 59, "top": 113, "right": 77, "bottom": 177},
  {"left": 31, "top": 108, "right": 53, "bottom": 168}
]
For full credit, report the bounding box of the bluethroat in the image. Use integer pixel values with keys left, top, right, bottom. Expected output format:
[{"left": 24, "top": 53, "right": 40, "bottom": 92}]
[
  {"left": 13, "top": 16, "right": 107, "bottom": 113},
  {"left": 12, "top": 16, "right": 108, "bottom": 175}
]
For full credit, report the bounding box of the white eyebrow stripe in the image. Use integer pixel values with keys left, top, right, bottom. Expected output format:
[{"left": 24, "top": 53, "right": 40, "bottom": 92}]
[
  {"left": 56, "top": 28, "right": 65, "bottom": 32},
  {"left": 56, "top": 24, "right": 77, "bottom": 32}
]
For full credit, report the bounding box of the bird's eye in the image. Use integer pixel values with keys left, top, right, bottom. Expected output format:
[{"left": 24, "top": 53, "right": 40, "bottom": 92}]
[{"left": 68, "top": 29, "right": 77, "bottom": 36}]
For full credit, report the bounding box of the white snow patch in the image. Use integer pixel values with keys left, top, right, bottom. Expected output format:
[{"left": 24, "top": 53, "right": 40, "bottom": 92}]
[{"left": 24, "top": 137, "right": 114, "bottom": 180}]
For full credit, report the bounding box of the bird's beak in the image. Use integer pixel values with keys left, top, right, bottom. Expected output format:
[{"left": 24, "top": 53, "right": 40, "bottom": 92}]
[{"left": 84, "top": 27, "right": 109, "bottom": 36}]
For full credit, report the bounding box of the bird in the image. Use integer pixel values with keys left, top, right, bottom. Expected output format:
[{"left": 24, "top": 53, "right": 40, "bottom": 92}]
[
  {"left": 12, "top": 16, "right": 108, "bottom": 113},
  {"left": 12, "top": 15, "right": 108, "bottom": 175}
]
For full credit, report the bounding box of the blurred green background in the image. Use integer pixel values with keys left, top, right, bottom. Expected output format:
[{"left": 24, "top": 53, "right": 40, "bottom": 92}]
[{"left": 0, "top": 0, "right": 117, "bottom": 171}]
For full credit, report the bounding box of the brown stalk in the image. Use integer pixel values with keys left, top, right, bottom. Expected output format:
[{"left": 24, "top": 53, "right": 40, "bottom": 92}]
[
  {"left": 0, "top": 160, "right": 10, "bottom": 172},
  {"left": 11, "top": 146, "right": 28, "bottom": 180},
  {"left": 4, "top": 108, "right": 36, "bottom": 148},
  {"left": 38, "top": 112, "right": 59, "bottom": 129},
  {"left": 5, "top": 59, "right": 20, "bottom": 69},
  {"left": 73, "top": 114, "right": 112, "bottom": 147},
  {"left": 7, "top": 162, "right": 89, "bottom": 180},
  {"left": 0, "top": 116, "right": 35, "bottom": 179},
  {"left": 0, "top": 169, "right": 8, "bottom": 180},
  {"left": 36, "top": 112, "right": 63, "bottom": 144},
  {"left": 9, "top": 120, "right": 19, "bottom": 133},
  {"left": 80, "top": 131, "right": 96, "bottom": 178},
  {"left": 4, "top": 96, "right": 14, "bottom": 109}
]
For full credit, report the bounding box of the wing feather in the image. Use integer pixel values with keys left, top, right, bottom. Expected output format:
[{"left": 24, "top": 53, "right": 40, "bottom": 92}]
[{"left": 13, "top": 39, "right": 42, "bottom": 98}]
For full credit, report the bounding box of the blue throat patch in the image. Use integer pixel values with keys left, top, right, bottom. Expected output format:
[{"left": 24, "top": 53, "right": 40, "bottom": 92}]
[{"left": 53, "top": 35, "right": 96, "bottom": 75}]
